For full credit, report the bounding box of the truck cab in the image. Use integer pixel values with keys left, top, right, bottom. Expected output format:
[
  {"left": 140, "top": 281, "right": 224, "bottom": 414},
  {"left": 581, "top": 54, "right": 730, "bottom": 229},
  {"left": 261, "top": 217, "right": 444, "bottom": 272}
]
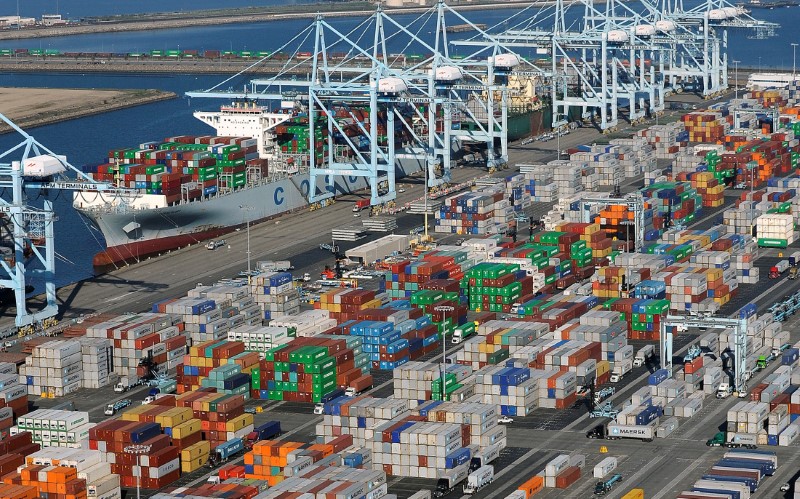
[
  {"left": 706, "top": 432, "right": 726, "bottom": 447},
  {"left": 633, "top": 345, "right": 655, "bottom": 367},
  {"left": 452, "top": 323, "right": 476, "bottom": 344},
  {"left": 586, "top": 424, "right": 606, "bottom": 439},
  {"left": 594, "top": 473, "right": 623, "bottom": 495},
  {"left": 716, "top": 383, "right": 732, "bottom": 399},
  {"left": 313, "top": 403, "right": 325, "bottom": 415}
]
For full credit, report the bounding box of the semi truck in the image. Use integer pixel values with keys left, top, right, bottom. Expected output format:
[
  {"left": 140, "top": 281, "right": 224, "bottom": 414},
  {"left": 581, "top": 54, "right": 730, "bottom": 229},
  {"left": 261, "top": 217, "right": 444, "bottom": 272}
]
[
  {"left": 245, "top": 421, "right": 281, "bottom": 446},
  {"left": 353, "top": 199, "right": 370, "bottom": 212},
  {"left": 113, "top": 376, "right": 140, "bottom": 393},
  {"left": 257, "top": 260, "right": 294, "bottom": 272},
  {"left": 463, "top": 465, "right": 494, "bottom": 494},
  {"left": 208, "top": 438, "right": 246, "bottom": 467},
  {"left": 609, "top": 359, "right": 633, "bottom": 383},
  {"left": 587, "top": 422, "right": 656, "bottom": 442},
  {"left": 433, "top": 464, "right": 470, "bottom": 497},
  {"left": 452, "top": 322, "right": 477, "bottom": 344},
  {"left": 594, "top": 473, "right": 623, "bottom": 495},
  {"left": 469, "top": 442, "right": 502, "bottom": 472},
  {"left": 769, "top": 259, "right": 790, "bottom": 279},
  {"left": 705, "top": 432, "right": 757, "bottom": 448},
  {"left": 633, "top": 345, "right": 655, "bottom": 367},
  {"left": 344, "top": 375, "right": 373, "bottom": 396}
]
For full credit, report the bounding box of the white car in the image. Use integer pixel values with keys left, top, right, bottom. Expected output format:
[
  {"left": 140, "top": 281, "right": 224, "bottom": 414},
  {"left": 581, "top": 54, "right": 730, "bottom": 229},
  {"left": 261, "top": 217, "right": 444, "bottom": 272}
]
[
  {"left": 398, "top": 188, "right": 406, "bottom": 193},
  {"left": 780, "top": 483, "right": 790, "bottom": 492},
  {"left": 498, "top": 416, "right": 513, "bottom": 424}
]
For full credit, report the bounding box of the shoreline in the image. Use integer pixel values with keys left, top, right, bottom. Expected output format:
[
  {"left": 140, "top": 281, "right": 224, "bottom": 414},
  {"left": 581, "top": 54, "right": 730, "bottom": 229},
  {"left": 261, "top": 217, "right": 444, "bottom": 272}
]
[
  {"left": 0, "top": 1, "right": 569, "bottom": 40},
  {"left": 0, "top": 88, "right": 177, "bottom": 133},
  {"left": 0, "top": 58, "right": 784, "bottom": 75}
]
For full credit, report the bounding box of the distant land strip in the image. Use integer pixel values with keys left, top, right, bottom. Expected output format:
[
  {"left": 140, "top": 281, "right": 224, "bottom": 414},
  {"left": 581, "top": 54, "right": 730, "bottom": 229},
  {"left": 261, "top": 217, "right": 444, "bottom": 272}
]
[{"left": 0, "top": 88, "right": 177, "bottom": 133}]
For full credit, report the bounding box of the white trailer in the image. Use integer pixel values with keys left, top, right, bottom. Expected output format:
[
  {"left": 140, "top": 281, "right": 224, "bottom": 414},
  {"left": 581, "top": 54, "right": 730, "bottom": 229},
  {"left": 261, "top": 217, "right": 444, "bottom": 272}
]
[{"left": 463, "top": 465, "right": 494, "bottom": 494}]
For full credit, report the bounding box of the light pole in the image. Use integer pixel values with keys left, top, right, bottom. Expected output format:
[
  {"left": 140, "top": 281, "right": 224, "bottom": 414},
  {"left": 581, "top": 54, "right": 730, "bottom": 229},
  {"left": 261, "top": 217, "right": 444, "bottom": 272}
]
[
  {"left": 434, "top": 305, "right": 454, "bottom": 401},
  {"left": 124, "top": 444, "right": 152, "bottom": 499},
  {"left": 240, "top": 205, "right": 254, "bottom": 283},
  {"left": 792, "top": 43, "right": 798, "bottom": 80},
  {"left": 733, "top": 60, "right": 740, "bottom": 101}
]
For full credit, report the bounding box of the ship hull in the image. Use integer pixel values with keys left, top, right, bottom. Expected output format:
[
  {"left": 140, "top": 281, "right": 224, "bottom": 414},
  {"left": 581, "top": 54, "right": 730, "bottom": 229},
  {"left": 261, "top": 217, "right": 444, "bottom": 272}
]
[{"left": 80, "top": 152, "right": 426, "bottom": 267}]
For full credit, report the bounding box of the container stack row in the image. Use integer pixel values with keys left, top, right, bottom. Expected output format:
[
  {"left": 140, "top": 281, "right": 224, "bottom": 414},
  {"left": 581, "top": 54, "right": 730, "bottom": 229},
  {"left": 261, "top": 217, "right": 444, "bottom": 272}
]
[
  {"left": 11, "top": 409, "right": 93, "bottom": 449},
  {"left": 84, "top": 313, "right": 186, "bottom": 378},
  {"left": 176, "top": 339, "right": 247, "bottom": 394},
  {"left": 636, "top": 122, "right": 687, "bottom": 160},
  {"left": 268, "top": 310, "right": 338, "bottom": 338},
  {"left": 314, "top": 288, "right": 383, "bottom": 323},
  {"left": 0, "top": 447, "right": 120, "bottom": 499},
  {"left": 434, "top": 187, "right": 514, "bottom": 235},
  {"left": 250, "top": 272, "right": 301, "bottom": 320},
  {"left": 88, "top": 419, "right": 181, "bottom": 489},
  {"left": 463, "top": 262, "right": 533, "bottom": 314}
]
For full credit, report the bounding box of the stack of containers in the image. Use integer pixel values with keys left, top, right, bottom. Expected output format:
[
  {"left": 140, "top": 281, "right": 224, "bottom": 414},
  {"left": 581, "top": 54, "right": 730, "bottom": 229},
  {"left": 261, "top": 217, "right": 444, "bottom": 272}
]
[
  {"left": 0, "top": 428, "right": 40, "bottom": 456},
  {"left": 253, "top": 336, "right": 361, "bottom": 402},
  {"left": 592, "top": 266, "right": 652, "bottom": 299},
  {"left": 88, "top": 419, "right": 180, "bottom": 489},
  {"left": 607, "top": 298, "right": 670, "bottom": 340},
  {"left": 1, "top": 448, "right": 121, "bottom": 499},
  {"left": 419, "top": 400, "right": 505, "bottom": 452},
  {"left": 78, "top": 338, "right": 114, "bottom": 389},
  {"left": 463, "top": 262, "right": 533, "bottom": 313},
  {"left": 250, "top": 271, "right": 300, "bottom": 320},
  {"left": 554, "top": 221, "right": 615, "bottom": 265},
  {"left": 434, "top": 187, "right": 511, "bottom": 235},
  {"left": 315, "top": 288, "right": 382, "bottom": 323},
  {"left": 567, "top": 146, "right": 622, "bottom": 186},
  {"left": 542, "top": 454, "right": 583, "bottom": 489},
  {"left": 19, "top": 340, "right": 82, "bottom": 397},
  {"left": 685, "top": 171, "right": 726, "bottom": 208},
  {"left": 84, "top": 313, "right": 185, "bottom": 377},
  {"left": 0, "top": 364, "right": 28, "bottom": 421},
  {"left": 551, "top": 162, "right": 584, "bottom": 197},
  {"left": 351, "top": 308, "right": 440, "bottom": 365},
  {"left": 269, "top": 310, "right": 338, "bottom": 337},
  {"left": 521, "top": 165, "right": 558, "bottom": 202},
  {"left": 186, "top": 391, "right": 253, "bottom": 455},
  {"left": 176, "top": 340, "right": 247, "bottom": 393},
  {"left": 12, "top": 410, "right": 93, "bottom": 449},
  {"left": 117, "top": 398, "right": 200, "bottom": 465},
  {"left": 315, "top": 396, "right": 410, "bottom": 448},
  {"left": 200, "top": 363, "right": 253, "bottom": 401},
  {"left": 431, "top": 364, "right": 475, "bottom": 401},
  {"left": 452, "top": 322, "right": 548, "bottom": 369},
  {"left": 392, "top": 362, "right": 443, "bottom": 403},
  {"left": 380, "top": 247, "right": 480, "bottom": 300},
  {"left": 723, "top": 400, "right": 772, "bottom": 446},
  {"left": 609, "top": 137, "right": 657, "bottom": 177},
  {"left": 227, "top": 324, "right": 293, "bottom": 353},
  {"left": 756, "top": 213, "right": 795, "bottom": 247},
  {"left": 636, "top": 122, "right": 687, "bottom": 159},
  {"left": 681, "top": 111, "right": 728, "bottom": 142},
  {"left": 246, "top": 464, "right": 387, "bottom": 498},
  {"left": 409, "top": 289, "right": 468, "bottom": 337}
]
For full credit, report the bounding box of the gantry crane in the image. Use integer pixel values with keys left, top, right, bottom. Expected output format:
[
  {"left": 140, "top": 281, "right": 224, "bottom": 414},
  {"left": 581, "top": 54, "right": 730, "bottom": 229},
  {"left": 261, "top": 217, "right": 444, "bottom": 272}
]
[
  {"left": 660, "top": 306, "right": 754, "bottom": 396},
  {"left": 579, "top": 192, "right": 646, "bottom": 252},
  {"left": 0, "top": 114, "right": 121, "bottom": 327}
]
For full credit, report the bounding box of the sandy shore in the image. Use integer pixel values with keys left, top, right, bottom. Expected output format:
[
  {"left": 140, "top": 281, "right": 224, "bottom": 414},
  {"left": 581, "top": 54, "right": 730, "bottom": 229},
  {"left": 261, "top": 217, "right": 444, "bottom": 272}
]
[
  {"left": 0, "top": 1, "right": 549, "bottom": 40},
  {"left": 0, "top": 87, "right": 176, "bottom": 133}
]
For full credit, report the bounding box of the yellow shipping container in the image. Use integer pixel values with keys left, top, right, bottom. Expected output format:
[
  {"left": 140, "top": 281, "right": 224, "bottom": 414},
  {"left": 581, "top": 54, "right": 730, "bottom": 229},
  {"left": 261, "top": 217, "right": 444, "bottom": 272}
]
[
  {"left": 181, "top": 455, "right": 207, "bottom": 473},
  {"left": 156, "top": 407, "right": 193, "bottom": 428},
  {"left": 596, "top": 360, "right": 611, "bottom": 376},
  {"left": 181, "top": 441, "right": 211, "bottom": 461},
  {"left": 172, "top": 418, "right": 202, "bottom": 440},
  {"left": 225, "top": 413, "right": 254, "bottom": 433},
  {"left": 621, "top": 489, "right": 644, "bottom": 499}
]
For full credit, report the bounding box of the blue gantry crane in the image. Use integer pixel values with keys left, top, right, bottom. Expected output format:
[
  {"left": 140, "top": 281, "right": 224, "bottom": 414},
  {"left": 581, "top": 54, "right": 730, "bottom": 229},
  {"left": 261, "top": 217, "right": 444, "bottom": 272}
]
[{"left": 0, "top": 114, "right": 122, "bottom": 328}]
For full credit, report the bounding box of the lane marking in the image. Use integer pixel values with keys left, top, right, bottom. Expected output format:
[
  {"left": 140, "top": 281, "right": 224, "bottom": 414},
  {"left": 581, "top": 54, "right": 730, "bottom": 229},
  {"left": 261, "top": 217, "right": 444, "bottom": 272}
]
[{"left": 650, "top": 454, "right": 709, "bottom": 499}]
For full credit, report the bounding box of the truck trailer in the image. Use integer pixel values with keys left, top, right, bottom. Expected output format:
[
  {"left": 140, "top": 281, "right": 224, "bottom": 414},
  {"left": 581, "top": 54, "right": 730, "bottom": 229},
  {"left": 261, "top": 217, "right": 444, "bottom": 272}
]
[{"left": 463, "top": 465, "right": 494, "bottom": 494}]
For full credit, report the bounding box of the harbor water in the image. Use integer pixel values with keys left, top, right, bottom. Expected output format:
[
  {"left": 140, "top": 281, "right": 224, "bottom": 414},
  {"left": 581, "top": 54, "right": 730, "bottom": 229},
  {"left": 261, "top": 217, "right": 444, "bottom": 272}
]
[{"left": 0, "top": 0, "right": 797, "bottom": 290}]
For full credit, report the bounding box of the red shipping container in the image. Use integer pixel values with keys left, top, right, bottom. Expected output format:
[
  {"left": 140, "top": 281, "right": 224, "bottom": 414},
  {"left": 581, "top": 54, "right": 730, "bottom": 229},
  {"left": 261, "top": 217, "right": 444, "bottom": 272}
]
[{"left": 555, "top": 465, "right": 581, "bottom": 488}]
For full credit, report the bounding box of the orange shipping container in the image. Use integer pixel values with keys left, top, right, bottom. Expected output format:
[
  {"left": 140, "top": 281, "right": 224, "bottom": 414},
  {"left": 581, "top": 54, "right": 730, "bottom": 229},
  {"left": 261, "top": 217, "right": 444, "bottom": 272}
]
[{"left": 518, "top": 475, "right": 544, "bottom": 498}]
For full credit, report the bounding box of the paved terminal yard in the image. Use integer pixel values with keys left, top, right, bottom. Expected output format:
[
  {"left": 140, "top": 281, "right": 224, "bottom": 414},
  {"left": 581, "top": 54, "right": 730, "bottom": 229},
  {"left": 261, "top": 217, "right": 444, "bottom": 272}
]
[
  {"left": 0, "top": 87, "right": 176, "bottom": 133},
  {"left": 9, "top": 88, "right": 800, "bottom": 498}
]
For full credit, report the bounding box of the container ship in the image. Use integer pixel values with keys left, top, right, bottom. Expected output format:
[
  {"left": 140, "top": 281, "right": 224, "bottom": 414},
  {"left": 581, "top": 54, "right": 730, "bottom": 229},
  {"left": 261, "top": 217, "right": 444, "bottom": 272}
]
[{"left": 74, "top": 103, "right": 425, "bottom": 267}]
